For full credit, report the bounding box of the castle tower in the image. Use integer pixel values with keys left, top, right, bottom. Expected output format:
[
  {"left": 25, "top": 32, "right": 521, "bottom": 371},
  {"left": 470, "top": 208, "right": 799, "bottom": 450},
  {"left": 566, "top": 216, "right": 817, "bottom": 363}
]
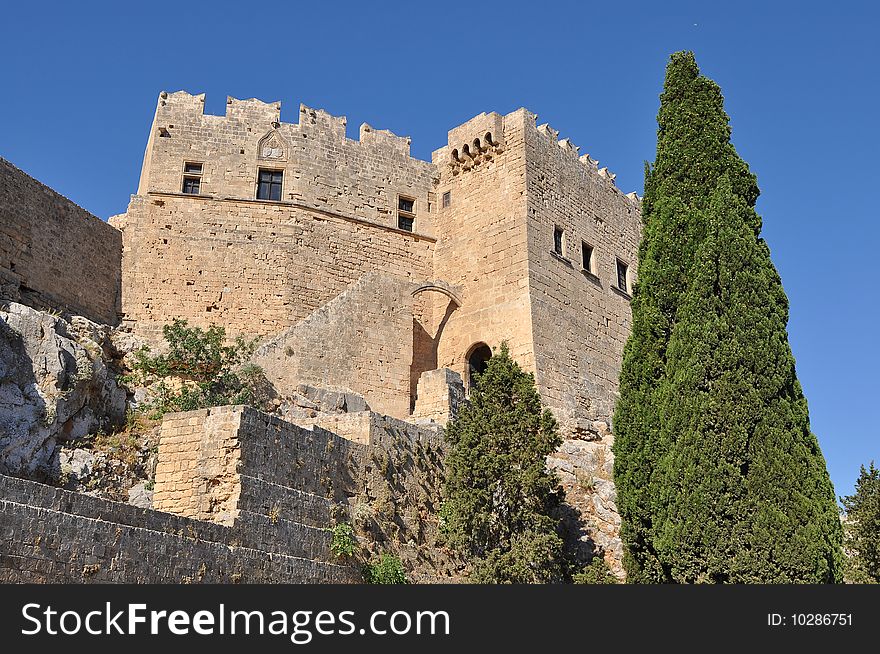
[
  {"left": 431, "top": 110, "right": 641, "bottom": 432},
  {"left": 430, "top": 111, "right": 536, "bottom": 385}
]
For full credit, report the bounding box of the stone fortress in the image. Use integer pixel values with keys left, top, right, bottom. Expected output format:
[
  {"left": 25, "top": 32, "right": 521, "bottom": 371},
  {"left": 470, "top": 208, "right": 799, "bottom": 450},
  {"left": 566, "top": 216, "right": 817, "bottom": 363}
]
[{"left": 0, "top": 90, "right": 641, "bottom": 582}]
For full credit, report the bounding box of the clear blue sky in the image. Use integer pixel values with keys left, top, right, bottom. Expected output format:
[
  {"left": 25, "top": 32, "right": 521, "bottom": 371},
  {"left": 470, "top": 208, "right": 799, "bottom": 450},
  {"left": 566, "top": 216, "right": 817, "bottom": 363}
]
[{"left": 1, "top": 1, "right": 876, "bottom": 499}]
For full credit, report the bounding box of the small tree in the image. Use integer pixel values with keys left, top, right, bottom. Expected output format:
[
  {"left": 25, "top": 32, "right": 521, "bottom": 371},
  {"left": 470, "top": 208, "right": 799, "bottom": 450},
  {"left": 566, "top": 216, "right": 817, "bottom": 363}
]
[
  {"left": 442, "top": 343, "right": 566, "bottom": 583},
  {"left": 129, "top": 319, "right": 268, "bottom": 418},
  {"left": 841, "top": 462, "right": 880, "bottom": 583}
]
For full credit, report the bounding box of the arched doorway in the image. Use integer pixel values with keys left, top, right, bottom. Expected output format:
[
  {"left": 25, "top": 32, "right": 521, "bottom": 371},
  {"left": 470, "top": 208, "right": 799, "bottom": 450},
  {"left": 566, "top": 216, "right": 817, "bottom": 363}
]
[{"left": 466, "top": 343, "right": 492, "bottom": 391}]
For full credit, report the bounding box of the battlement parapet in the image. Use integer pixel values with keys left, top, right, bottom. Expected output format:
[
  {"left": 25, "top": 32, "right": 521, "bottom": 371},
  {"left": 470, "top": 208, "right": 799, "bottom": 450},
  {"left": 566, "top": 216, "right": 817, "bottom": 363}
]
[
  {"left": 527, "top": 112, "right": 626, "bottom": 190},
  {"left": 359, "top": 123, "right": 411, "bottom": 156},
  {"left": 151, "top": 91, "right": 419, "bottom": 160}
]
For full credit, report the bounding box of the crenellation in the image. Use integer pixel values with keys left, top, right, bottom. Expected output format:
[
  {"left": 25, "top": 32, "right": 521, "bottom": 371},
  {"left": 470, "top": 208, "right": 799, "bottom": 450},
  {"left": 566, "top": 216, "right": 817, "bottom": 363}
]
[
  {"left": 157, "top": 89, "right": 206, "bottom": 115},
  {"left": 225, "top": 96, "right": 282, "bottom": 123},
  {"left": 359, "top": 123, "right": 412, "bottom": 156}
]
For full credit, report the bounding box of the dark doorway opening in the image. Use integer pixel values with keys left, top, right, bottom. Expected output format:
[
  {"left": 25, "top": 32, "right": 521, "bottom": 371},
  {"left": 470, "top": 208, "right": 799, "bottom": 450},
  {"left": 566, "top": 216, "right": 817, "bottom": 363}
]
[{"left": 467, "top": 343, "right": 492, "bottom": 391}]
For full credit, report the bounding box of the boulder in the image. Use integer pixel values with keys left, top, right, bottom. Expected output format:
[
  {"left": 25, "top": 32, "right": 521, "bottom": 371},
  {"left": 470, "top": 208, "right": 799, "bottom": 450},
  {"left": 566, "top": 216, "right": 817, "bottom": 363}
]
[
  {"left": 295, "top": 384, "right": 370, "bottom": 413},
  {"left": 128, "top": 482, "right": 153, "bottom": 509},
  {"left": 0, "top": 302, "right": 126, "bottom": 480}
]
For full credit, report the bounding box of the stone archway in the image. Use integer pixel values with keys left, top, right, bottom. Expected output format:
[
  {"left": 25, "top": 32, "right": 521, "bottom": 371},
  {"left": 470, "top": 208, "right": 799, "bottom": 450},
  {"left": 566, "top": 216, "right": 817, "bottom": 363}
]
[{"left": 409, "top": 283, "right": 460, "bottom": 412}]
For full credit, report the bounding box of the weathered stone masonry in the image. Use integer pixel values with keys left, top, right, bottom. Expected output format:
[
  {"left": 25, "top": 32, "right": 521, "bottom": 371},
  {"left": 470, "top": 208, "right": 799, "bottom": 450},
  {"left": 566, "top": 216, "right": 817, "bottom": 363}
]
[
  {"left": 0, "top": 404, "right": 450, "bottom": 583},
  {"left": 1, "top": 92, "right": 643, "bottom": 579},
  {"left": 116, "top": 92, "right": 641, "bottom": 434},
  {"left": 0, "top": 158, "right": 121, "bottom": 325}
]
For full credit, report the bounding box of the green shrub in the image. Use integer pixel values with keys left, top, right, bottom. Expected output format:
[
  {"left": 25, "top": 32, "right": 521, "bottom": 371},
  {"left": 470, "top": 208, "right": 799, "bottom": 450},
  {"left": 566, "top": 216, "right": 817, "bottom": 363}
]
[
  {"left": 128, "top": 319, "right": 269, "bottom": 418},
  {"left": 572, "top": 557, "right": 618, "bottom": 585},
  {"left": 442, "top": 343, "right": 566, "bottom": 583},
  {"left": 330, "top": 523, "right": 357, "bottom": 558},
  {"left": 363, "top": 554, "right": 407, "bottom": 584}
]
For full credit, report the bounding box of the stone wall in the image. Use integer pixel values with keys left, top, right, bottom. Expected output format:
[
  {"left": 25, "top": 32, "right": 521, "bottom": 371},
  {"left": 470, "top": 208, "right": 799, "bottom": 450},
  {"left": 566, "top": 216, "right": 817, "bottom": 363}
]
[
  {"left": 0, "top": 473, "right": 356, "bottom": 583},
  {"left": 411, "top": 368, "right": 465, "bottom": 426},
  {"left": 253, "top": 273, "right": 415, "bottom": 418},
  {"left": 522, "top": 115, "right": 642, "bottom": 431},
  {"left": 153, "top": 406, "right": 358, "bottom": 527},
  {"left": 116, "top": 194, "right": 435, "bottom": 343},
  {"left": 117, "top": 91, "right": 437, "bottom": 341},
  {"left": 429, "top": 110, "right": 536, "bottom": 383},
  {"left": 138, "top": 92, "right": 436, "bottom": 232},
  {"left": 0, "top": 158, "right": 121, "bottom": 325},
  {"left": 427, "top": 108, "right": 641, "bottom": 430},
  {"left": 147, "top": 405, "right": 460, "bottom": 582},
  {"left": 0, "top": 404, "right": 456, "bottom": 584}
]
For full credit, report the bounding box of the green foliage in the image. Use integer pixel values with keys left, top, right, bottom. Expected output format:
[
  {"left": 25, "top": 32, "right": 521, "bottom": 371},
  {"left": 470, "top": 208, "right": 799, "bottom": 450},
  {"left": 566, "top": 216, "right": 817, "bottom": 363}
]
[
  {"left": 572, "top": 557, "right": 619, "bottom": 585},
  {"left": 330, "top": 523, "right": 358, "bottom": 559},
  {"left": 128, "top": 319, "right": 267, "bottom": 418},
  {"left": 841, "top": 462, "right": 880, "bottom": 583},
  {"left": 442, "top": 343, "right": 566, "bottom": 583},
  {"left": 613, "top": 51, "right": 842, "bottom": 583},
  {"left": 363, "top": 553, "right": 408, "bottom": 584}
]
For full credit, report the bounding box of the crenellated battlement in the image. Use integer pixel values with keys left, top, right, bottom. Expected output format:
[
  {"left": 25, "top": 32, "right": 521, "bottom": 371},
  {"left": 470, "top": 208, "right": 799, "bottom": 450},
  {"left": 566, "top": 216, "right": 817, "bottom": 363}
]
[
  {"left": 359, "top": 123, "right": 412, "bottom": 156},
  {"left": 151, "top": 91, "right": 415, "bottom": 157},
  {"left": 150, "top": 92, "right": 638, "bottom": 204},
  {"left": 526, "top": 112, "right": 637, "bottom": 196}
]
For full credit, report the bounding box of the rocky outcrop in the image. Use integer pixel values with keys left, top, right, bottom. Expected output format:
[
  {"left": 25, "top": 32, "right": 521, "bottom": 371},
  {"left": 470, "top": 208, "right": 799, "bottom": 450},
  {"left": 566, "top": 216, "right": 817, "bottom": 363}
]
[
  {"left": 548, "top": 420, "right": 624, "bottom": 579},
  {"left": 0, "top": 302, "right": 126, "bottom": 481}
]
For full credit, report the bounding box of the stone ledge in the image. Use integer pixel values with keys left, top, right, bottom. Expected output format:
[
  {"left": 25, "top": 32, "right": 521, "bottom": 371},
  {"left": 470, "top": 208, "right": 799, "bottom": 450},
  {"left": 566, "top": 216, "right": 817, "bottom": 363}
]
[
  {"left": 581, "top": 268, "right": 601, "bottom": 286},
  {"left": 144, "top": 192, "right": 438, "bottom": 242},
  {"left": 611, "top": 285, "right": 632, "bottom": 300},
  {"left": 550, "top": 250, "right": 574, "bottom": 267}
]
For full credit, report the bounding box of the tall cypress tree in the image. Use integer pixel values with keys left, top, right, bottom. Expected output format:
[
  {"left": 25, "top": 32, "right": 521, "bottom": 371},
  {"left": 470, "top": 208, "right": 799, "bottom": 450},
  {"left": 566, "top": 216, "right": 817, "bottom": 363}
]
[
  {"left": 653, "top": 178, "right": 842, "bottom": 582},
  {"left": 614, "top": 51, "right": 842, "bottom": 582}
]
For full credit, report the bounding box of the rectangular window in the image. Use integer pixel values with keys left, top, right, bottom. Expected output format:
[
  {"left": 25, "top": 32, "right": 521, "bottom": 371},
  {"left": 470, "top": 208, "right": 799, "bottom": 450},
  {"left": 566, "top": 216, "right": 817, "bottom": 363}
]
[
  {"left": 582, "top": 242, "right": 594, "bottom": 273},
  {"left": 182, "top": 162, "right": 203, "bottom": 194},
  {"left": 553, "top": 227, "right": 565, "bottom": 255},
  {"left": 182, "top": 176, "right": 201, "bottom": 194},
  {"left": 398, "top": 195, "right": 416, "bottom": 232},
  {"left": 442, "top": 191, "right": 451, "bottom": 208},
  {"left": 616, "top": 259, "right": 629, "bottom": 293},
  {"left": 257, "top": 169, "right": 283, "bottom": 201},
  {"left": 398, "top": 196, "right": 415, "bottom": 213}
]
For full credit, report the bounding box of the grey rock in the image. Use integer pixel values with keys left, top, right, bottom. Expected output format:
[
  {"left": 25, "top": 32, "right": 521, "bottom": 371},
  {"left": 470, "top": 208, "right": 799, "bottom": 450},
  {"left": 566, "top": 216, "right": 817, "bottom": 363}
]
[
  {"left": 295, "top": 384, "right": 370, "bottom": 413},
  {"left": 546, "top": 456, "right": 575, "bottom": 475},
  {"left": 0, "top": 302, "right": 126, "bottom": 480},
  {"left": 128, "top": 482, "right": 153, "bottom": 509},
  {"left": 60, "top": 448, "right": 96, "bottom": 479}
]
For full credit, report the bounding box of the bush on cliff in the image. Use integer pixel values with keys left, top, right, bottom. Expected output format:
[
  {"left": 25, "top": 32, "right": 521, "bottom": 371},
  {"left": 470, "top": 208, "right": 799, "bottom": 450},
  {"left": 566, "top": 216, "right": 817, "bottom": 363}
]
[
  {"left": 613, "top": 51, "right": 842, "bottom": 582},
  {"left": 127, "top": 319, "right": 269, "bottom": 418},
  {"left": 441, "top": 343, "right": 567, "bottom": 583}
]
